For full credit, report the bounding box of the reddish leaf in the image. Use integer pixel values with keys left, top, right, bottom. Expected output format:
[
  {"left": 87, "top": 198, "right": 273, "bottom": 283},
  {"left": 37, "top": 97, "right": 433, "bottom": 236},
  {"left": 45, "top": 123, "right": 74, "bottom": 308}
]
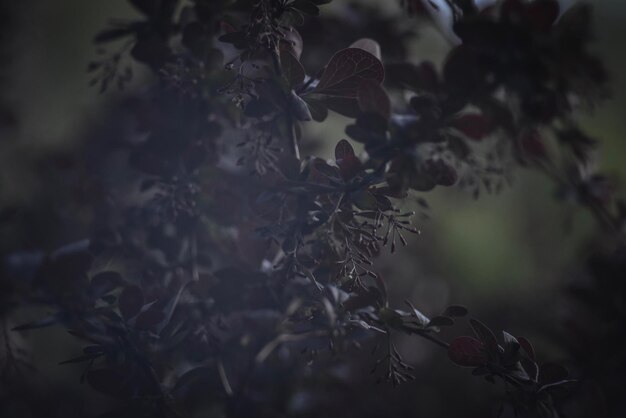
[
  {"left": 313, "top": 48, "right": 384, "bottom": 98},
  {"left": 451, "top": 114, "right": 493, "bottom": 141},
  {"left": 335, "top": 139, "right": 356, "bottom": 161},
  {"left": 448, "top": 336, "right": 488, "bottom": 367},
  {"left": 470, "top": 318, "right": 499, "bottom": 359},
  {"left": 335, "top": 139, "right": 363, "bottom": 180},
  {"left": 443, "top": 305, "right": 468, "bottom": 317},
  {"left": 357, "top": 79, "right": 391, "bottom": 120}
]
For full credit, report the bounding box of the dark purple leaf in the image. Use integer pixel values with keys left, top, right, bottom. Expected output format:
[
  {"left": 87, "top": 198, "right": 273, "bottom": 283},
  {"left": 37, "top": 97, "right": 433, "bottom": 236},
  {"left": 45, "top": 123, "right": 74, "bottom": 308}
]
[
  {"left": 448, "top": 336, "right": 488, "bottom": 367},
  {"left": 469, "top": 318, "right": 499, "bottom": 359},
  {"left": 290, "top": 0, "right": 320, "bottom": 16},
  {"left": 335, "top": 139, "right": 363, "bottom": 180},
  {"left": 451, "top": 113, "right": 493, "bottom": 141},
  {"left": 313, "top": 48, "right": 384, "bottom": 98},
  {"left": 357, "top": 79, "right": 391, "bottom": 120}
]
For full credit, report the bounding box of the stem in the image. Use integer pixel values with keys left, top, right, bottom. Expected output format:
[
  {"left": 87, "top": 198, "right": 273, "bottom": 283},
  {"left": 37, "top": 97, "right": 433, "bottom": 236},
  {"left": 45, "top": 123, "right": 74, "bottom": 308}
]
[{"left": 287, "top": 112, "right": 300, "bottom": 159}]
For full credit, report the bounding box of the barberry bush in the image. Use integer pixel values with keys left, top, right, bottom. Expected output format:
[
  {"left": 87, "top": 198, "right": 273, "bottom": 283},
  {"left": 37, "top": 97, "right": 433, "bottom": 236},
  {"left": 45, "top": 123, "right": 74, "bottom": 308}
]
[{"left": 1, "top": 1, "right": 625, "bottom": 417}]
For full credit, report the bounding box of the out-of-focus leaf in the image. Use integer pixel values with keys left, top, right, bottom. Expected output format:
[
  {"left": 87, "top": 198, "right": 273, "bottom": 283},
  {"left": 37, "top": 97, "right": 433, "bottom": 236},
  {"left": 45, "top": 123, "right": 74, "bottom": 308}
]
[
  {"left": 448, "top": 336, "right": 488, "bottom": 367},
  {"left": 290, "top": 0, "right": 320, "bottom": 16},
  {"left": 385, "top": 61, "right": 439, "bottom": 93},
  {"left": 451, "top": 113, "right": 493, "bottom": 141},
  {"left": 443, "top": 305, "right": 468, "bottom": 317}
]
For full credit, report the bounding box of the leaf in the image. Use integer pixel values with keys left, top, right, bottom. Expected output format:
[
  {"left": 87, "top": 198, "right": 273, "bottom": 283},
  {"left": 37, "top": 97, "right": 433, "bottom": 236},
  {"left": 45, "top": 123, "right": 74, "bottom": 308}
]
[
  {"left": 427, "top": 316, "right": 454, "bottom": 327},
  {"left": 451, "top": 113, "right": 493, "bottom": 141},
  {"left": 281, "top": 27, "right": 303, "bottom": 58},
  {"left": 351, "top": 190, "right": 378, "bottom": 210},
  {"left": 404, "top": 300, "right": 430, "bottom": 327},
  {"left": 313, "top": 48, "right": 384, "bottom": 98},
  {"left": 280, "top": 50, "right": 305, "bottom": 88},
  {"left": 448, "top": 336, "right": 488, "bottom": 367},
  {"left": 502, "top": 331, "right": 521, "bottom": 365},
  {"left": 349, "top": 38, "right": 381, "bottom": 60},
  {"left": 289, "top": 91, "right": 312, "bottom": 121},
  {"left": 539, "top": 363, "right": 569, "bottom": 386},
  {"left": 517, "top": 336, "right": 536, "bottom": 362},
  {"left": 312, "top": 158, "right": 341, "bottom": 181},
  {"left": 469, "top": 318, "right": 499, "bottom": 359},
  {"left": 290, "top": 0, "right": 320, "bottom": 16},
  {"left": 357, "top": 80, "right": 391, "bottom": 120},
  {"left": 335, "top": 138, "right": 356, "bottom": 161},
  {"left": 502, "top": 331, "right": 519, "bottom": 348},
  {"left": 335, "top": 139, "right": 363, "bottom": 180},
  {"left": 119, "top": 285, "right": 144, "bottom": 320},
  {"left": 443, "top": 305, "right": 468, "bottom": 317},
  {"left": 304, "top": 98, "right": 328, "bottom": 121}
]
